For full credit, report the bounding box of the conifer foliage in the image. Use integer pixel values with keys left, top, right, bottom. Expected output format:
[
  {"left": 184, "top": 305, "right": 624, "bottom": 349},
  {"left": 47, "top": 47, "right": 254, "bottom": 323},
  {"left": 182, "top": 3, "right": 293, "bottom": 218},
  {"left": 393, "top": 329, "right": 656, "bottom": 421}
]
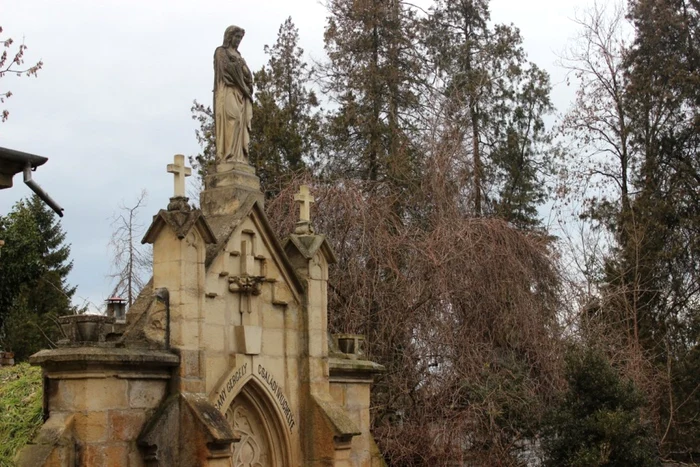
[
  {"left": 558, "top": 0, "right": 700, "bottom": 459},
  {"left": 0, "top": 195, "right": 75, "bottom": 361},
  {"left": 544, "top": 348, "right": 659, "bottom": 467},
  {"left": 425, "top": 0, "right": 552, "bottom": 225},
  {"left": 250, "top": 17, "right": 323, "bottom": 196}
]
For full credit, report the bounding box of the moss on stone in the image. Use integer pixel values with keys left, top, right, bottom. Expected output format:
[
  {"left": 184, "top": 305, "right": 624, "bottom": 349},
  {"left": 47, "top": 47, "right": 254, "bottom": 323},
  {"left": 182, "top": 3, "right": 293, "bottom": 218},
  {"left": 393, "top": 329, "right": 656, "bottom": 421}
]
[{"left": 0, "top": 363, "right": 43, "bottom": 466}]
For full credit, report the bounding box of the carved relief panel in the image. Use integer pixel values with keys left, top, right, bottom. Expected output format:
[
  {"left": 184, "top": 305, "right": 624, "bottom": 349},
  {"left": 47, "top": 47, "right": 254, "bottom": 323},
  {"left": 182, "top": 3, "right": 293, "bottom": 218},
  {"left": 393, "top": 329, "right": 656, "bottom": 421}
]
[{"left": 227, "top": 397, "right": 272, "bottom": 467}]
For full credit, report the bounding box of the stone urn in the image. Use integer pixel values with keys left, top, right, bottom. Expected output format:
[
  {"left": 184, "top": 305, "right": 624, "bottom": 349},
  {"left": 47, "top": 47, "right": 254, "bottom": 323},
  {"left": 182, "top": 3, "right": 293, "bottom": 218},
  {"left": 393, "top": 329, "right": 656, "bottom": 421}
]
[
  {"left": 58, "top": 315, "right": 115, "bottom": 344},
  {"left": 335, "top": 334, "right": 365, "bottom": 355}
]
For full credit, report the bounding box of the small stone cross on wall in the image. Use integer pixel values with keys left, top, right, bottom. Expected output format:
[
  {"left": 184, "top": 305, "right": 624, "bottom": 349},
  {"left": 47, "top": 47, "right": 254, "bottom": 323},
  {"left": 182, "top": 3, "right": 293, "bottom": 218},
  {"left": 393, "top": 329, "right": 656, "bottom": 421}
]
[
  {"left": 167, "top": 154, "right": 192, "bottom": 198},
  {"left": 293, "top": 185, "right": 315, "bottom": 234}
]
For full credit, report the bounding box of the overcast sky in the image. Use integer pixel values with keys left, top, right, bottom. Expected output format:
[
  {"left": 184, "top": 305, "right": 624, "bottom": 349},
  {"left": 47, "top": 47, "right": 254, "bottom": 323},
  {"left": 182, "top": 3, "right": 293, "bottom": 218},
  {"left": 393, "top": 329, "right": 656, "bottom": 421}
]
[{"left": 1, "top": 0, "right": 590, "bottom": 311}]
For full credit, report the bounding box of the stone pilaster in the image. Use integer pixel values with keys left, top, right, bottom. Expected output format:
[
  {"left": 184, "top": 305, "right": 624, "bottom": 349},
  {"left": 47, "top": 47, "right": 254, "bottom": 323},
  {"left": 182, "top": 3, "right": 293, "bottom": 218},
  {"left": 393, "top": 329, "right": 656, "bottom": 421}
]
[{"left": 142, "top": 198, "right": 217, "bottom": 394}]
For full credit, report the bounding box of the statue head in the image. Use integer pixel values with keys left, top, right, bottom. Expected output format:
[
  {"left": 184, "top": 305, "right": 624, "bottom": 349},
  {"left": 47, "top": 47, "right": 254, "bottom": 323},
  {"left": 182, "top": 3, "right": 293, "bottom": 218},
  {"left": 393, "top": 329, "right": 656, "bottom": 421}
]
[{"left": 223, "top": 25, "right": 245, "bottom": 48}]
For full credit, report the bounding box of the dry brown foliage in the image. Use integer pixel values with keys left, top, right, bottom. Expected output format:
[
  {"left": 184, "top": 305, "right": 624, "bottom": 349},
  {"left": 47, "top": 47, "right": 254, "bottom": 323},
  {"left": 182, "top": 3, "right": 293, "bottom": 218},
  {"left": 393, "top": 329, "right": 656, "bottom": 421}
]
[{"left": 267, "top": 167, "right": 566, "bottom": 464}]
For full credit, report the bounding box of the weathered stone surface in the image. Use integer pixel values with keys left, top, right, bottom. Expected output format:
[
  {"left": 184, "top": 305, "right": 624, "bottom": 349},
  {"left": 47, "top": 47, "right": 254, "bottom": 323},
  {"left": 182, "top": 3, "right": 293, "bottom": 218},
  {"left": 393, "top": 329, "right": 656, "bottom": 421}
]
[
  {"left": 166, "top": 155, "right": 191, "bottom": 198},
  {"left": 129, "top": 380, "right": 167, "bottom": 409},
  {"left": 16, "top": 413, "right": 75, "bottom": 467},
  {"left": 30, "top": 346, "right": 179, "bottom": 367},
  {"left": 49, "top": 378, "right": 129, "bottom": 412},
  {"left": 329, "top": 357, "right": 385, "bottom": 381},
  {"left": 139, "top": 393, "right": 238, "bottom": 466},
  {"left": 214, "top": 25, "right": 253, "bottom": 166},
  {"left": 109, "top": 410, "right": 147, "bottom": 441},
  {"left": 104, "top": 443, "right": 129, "bottom": 467},
  {"left": 74, "top": 411, "right": 108, "bottom": 443},
  {"left": 81, "top": 443, "right": 106, "bottom": 466},
  {"left": 143, "top": 208, "right": 216, "bottom": 244},
  {"left": 235, "top": 325, "right": 262, "bottom": 355}
]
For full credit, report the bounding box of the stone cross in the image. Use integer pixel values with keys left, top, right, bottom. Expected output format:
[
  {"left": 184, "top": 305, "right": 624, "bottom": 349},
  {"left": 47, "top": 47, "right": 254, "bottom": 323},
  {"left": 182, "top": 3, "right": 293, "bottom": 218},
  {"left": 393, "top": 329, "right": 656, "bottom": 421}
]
[
  {"left": 294, "top": 185, "right": 315, "bottom": 224},
  {"left": 166, "top": 154, "right": 191, "bottom": 198},
  {"left": 229, "top": 237, "right": 266, "bottom": 316}
]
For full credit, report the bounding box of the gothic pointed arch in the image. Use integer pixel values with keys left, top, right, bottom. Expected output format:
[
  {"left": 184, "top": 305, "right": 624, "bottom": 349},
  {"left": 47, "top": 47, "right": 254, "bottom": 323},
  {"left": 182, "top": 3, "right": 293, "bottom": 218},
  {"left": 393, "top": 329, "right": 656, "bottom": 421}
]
[{"left": 225, "top": 378, "right": 293, "bottom": 467}]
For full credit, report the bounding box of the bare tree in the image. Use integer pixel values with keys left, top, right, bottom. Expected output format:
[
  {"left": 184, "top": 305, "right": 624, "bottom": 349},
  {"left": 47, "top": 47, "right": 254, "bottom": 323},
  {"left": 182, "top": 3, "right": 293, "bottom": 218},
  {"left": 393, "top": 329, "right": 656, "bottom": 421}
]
[
  {"left": 1, "top": 25, "right": 43, "bottom": 122},
  {"left": 108, "top": 190, "right": 151, "bottom": 306},
  {"left": 266, "top": 142, "right": 565, "bottom": 464},
  {"left": 556, "top": 1, "right": 635, "bottom": 224}
]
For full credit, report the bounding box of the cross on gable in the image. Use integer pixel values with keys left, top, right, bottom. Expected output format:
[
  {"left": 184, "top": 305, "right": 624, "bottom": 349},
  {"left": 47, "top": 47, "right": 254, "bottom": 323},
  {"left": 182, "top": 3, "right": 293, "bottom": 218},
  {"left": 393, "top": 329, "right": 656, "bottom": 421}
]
[
  {"left": 294, "top": 185, "right": 315, "bottom": 224},
  {"left": 166, "top": 154, "right": 192, "bottom": 198}
]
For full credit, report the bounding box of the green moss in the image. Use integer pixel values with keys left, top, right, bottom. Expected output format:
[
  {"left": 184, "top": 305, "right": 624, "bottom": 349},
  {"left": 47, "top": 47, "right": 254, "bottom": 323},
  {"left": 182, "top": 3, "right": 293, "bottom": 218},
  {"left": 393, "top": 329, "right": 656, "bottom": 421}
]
[{"left": 0, "top": 364, "right": 43, "bottom": 466}]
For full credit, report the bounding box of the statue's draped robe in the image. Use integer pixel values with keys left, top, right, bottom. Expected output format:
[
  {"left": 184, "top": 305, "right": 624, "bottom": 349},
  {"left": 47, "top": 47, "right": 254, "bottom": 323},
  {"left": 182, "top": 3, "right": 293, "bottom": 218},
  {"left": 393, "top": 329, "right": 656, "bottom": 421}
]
[{"left": 214, "top": 46, "right": 253, "bottom": 165}]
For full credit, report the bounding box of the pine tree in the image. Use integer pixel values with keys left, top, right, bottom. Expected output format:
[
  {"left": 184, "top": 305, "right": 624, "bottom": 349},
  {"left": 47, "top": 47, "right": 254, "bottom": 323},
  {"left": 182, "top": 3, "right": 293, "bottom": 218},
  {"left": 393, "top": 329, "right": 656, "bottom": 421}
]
[
  {"left": 425, "top": 0, "right": 552, "bottom": 224},
  {"left": 250, "top": 17, "right": 322, "bottom": 197},
  {"left": 320, "top": 0, "right": 423, "bottom": 187},
  {"left": 0, "top": 195, "right": 75, "bottom": 360}
]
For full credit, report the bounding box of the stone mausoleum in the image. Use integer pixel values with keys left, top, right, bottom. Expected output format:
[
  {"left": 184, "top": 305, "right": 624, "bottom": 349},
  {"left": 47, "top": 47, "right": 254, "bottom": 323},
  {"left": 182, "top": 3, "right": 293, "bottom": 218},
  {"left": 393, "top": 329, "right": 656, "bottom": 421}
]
[{"left": 18, "top": 24, "right": 384, "bottom": 467}]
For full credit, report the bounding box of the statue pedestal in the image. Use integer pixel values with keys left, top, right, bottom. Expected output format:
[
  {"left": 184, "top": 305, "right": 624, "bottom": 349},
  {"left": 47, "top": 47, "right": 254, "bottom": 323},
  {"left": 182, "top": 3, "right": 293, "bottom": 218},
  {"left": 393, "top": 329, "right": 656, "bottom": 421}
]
[{"left": 200, "top": 162, "right": 263, "bottom": 217}]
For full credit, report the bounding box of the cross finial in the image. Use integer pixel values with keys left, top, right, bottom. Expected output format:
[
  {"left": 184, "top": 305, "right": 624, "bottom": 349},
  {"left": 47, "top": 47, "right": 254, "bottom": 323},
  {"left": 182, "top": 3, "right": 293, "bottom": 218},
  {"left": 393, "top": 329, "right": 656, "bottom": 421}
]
[
  {"left": 166, "top": 154, "right": 191, "bottom": 198},
  {"left": 294, "top": 185, "right": 315, "bottom": 224}
]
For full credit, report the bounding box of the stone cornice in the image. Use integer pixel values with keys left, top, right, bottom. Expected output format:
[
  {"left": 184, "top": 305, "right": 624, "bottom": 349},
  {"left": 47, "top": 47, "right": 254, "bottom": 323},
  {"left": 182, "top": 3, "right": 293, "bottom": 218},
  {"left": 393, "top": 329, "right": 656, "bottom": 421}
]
[{"left": 30, "top": 347, "right": 179, "bottom": 367}]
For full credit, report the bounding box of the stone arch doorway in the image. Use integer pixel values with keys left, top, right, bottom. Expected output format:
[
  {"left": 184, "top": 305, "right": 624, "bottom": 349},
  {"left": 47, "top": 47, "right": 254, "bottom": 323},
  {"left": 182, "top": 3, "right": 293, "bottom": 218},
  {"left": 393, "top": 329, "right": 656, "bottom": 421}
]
[{"left": 225, "top": 379, "right": 292, "bottom": 467}]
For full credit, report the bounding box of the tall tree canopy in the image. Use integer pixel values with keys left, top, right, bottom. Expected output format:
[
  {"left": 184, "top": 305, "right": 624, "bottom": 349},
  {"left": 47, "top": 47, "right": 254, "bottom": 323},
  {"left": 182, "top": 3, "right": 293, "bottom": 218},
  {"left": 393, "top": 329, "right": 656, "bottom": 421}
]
[
  {"left": 424, "top": 0, "right": 552, "bottom": 226},
  {"left": 250, "top": 17, "right": 323, "bottom": 196},
  {"left": 319, "top": 0, "right": 424, "bottom": 188},
  {"left": 0, "top": 195, "right": 75, "bottom": 360},
  {"left": 558, "top": 0, "right": 700, "bottom": 459}
]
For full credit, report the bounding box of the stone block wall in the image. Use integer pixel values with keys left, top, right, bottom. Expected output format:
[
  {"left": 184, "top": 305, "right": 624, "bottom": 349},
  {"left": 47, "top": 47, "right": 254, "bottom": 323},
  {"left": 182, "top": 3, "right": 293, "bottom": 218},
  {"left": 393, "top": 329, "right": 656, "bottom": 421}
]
[
  {"left": 48, "top": 376, "right": 167, "bottom": 466},
  {"left": 330, "top": 381, "right": 372, "bottom": 467},
  {"left": 45, "top": 376, "right": 168, "bottom": 466},
  {"left": 20, "top": 347, "right": 178, "bottom": 467}
]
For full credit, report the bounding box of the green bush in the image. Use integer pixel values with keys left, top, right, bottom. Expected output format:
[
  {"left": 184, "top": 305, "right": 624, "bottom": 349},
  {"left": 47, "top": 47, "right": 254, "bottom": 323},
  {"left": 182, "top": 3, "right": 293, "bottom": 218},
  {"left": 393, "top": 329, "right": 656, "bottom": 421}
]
[{"left": 543, "top": 348, "right": 660, "bottom": 467}]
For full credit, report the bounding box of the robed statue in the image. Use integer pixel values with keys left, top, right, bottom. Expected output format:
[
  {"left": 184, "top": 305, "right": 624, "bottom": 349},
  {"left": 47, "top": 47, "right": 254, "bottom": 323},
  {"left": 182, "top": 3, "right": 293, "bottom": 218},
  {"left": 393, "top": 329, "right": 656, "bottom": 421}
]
[{"left": 214, "top": 25, "right": 253, "bottom": 166}]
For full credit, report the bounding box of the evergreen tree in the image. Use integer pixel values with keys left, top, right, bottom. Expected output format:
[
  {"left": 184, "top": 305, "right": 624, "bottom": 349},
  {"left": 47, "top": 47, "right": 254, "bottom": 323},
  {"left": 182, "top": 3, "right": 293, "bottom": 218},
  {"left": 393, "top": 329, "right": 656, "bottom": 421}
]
[
  {"left": 543, "top": 348, "right": 659, "bottom": 467},
  {"left": 250, "top": 17, "right": 322, "bottom": 196},
  {"left": 621, "top": 0, "right": 700, "bottom": 457},
  {"left": 0, "top": 201, "right": 42, "bottom": 327},
  {"left": 320, "top": 0, "right": 423, "bottom": 187},
  {"left": 188, "top": 100, "right": 215, "bottom": 191},
  {"left": 559, "top": 0, "right": 700, "bottom": 458},
  {"left": 0, "top": 195, "right": 75, "bottom": 360},
  {"left": 425, "top": 0, "right": 552, "bottom": 225}
]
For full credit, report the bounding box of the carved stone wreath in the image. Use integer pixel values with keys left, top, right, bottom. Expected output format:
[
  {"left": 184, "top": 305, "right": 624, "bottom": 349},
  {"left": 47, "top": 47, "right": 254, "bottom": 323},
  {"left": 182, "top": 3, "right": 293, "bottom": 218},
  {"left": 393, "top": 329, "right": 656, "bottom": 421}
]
[{"left": 228, "top": 275, "right": 265, "bottom": 296}]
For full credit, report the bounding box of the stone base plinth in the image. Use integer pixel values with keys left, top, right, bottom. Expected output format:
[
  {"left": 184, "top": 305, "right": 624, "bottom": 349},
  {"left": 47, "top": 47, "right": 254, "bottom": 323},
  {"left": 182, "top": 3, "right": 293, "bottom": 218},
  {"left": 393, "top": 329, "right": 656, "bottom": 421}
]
[
  {"left": 19, "top": 347, "right": 179, "bottom": 467},
  {"left": 201, "top": 163, "right": 264, "bottom": 216}
]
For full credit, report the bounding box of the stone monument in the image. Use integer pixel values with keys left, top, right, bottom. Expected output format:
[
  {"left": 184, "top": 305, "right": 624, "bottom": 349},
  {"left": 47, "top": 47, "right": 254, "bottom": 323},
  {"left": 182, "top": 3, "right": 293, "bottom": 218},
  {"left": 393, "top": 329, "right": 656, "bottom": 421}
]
[
  {"left": 18, "top": 25, "right": 385, "bottom": 467},
  {"left": 214, "top": 25, "right": 253, "bottom": 167}
]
